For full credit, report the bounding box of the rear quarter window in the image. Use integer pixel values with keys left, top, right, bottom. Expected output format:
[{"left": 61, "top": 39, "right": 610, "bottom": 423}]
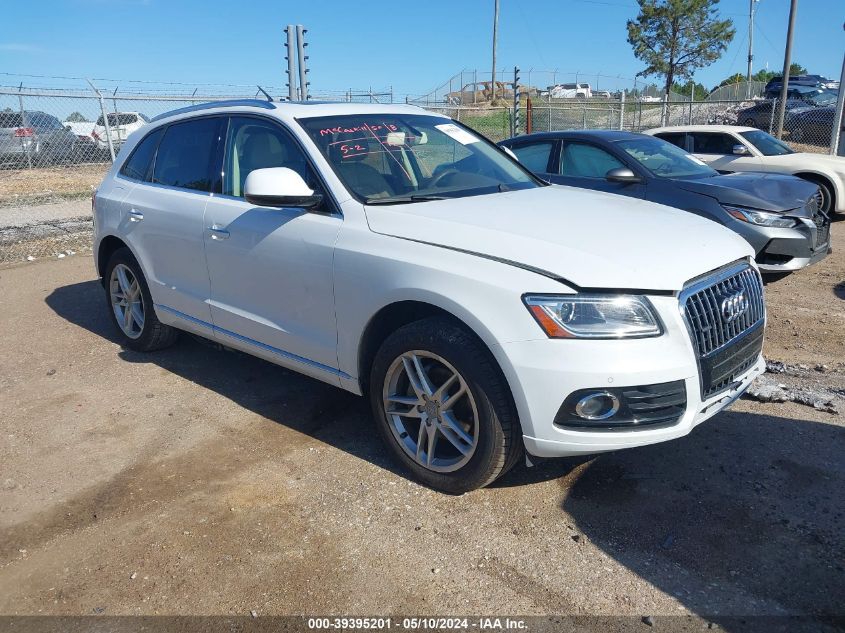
[{"left": 120, "top": 128, "right": 164, "bottom": 181}]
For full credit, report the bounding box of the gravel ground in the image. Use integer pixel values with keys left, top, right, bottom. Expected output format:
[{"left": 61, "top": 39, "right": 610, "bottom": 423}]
[
  {"left": 0, "top": 220, "right": 842, "bottom": 630},
  {"left": 0, "top": 164, "right": 107, "bottom": 208},
  {"left": 0, "top": 199, "right": 93, "bottom": 265}
]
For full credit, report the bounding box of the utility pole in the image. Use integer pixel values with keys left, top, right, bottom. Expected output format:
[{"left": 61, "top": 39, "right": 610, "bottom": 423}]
[
  {"left": 491, "top": 0, "right": 499, "bottom": 102},
  {"left": 774, "top": 0, "right": 797, "bottom": 139},
  {"left": 746, "top": 0, "right": 758, "bottom": 98}
]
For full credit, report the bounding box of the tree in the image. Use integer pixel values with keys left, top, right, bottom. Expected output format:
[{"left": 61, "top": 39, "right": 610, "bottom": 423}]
[
  {"left": 714, "top": 72, "right": 746, "bottom": 90},
  {"left": 788, "top": 62, "right": 807, "bottom": 76},
  {"left": 627, "top": 0, "right": 735, "bottom": 98},
  {"left": 65, "top": 111, "right": 89, "bottom": 122},
  {"left": 672, "top": 81, "right": 708, "bottom": 100},
  {"left": 714, "top": 62, "right": 809, "bottom": 90}
]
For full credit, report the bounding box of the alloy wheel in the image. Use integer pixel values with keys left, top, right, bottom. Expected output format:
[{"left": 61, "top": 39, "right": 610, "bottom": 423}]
[
  {"left": 382, "top": 351, "right": 479, "bottom": 473},
  {"left": 109, "top": 263, "right": 145, "bottom": 339}
]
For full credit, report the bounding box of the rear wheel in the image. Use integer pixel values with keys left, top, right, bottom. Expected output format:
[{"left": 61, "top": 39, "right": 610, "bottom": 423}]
[
  {"left": 369, "top": 317, "right": 522, "bottom": 494},
  {"left": 104, "top": 247, "right": 179, "bottom": 351}
]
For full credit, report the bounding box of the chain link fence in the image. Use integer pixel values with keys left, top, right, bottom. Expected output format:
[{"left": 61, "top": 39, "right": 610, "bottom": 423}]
[{"left": 0, "top": 79, "right": 840, "bottom": 266}]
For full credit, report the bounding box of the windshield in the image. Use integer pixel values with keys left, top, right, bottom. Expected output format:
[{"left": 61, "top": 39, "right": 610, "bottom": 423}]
[
  {"left": 739, "top": 130, "right": 795, "bottom": 156},
  {"left": 807, "top": 91, "right": 837, "bottom": 106},
  {"left": 615, "top": 136, "right": 718, "bottom": 179},
  {"left": 298, "top": 114, "right": 541, "bottom": 204}
]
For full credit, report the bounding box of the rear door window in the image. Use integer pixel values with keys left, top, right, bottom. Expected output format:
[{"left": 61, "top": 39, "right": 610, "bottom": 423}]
[
  {"left": 689, "top": 133, "right": 738, "bottom": 155},
  {"left": 152, "top": 118, "right": 222, "bottom": 192},
  {"left": 559, "top": 142, "right": 625, "bottom": 178},
  {"left": 510, "top": 142, "right": 554, "bottom": 173},
  {"left": 120, "top": 128, "right": 164, "bottom": 181},
  {"left": 44, "top": 115, "right": 63, "bottom": 130},
  {"left": 655, "top": 132, "right": 688, "bottom": 150},
  {"left": 29, "top": 113, "right": 53, "bottom": 130}
]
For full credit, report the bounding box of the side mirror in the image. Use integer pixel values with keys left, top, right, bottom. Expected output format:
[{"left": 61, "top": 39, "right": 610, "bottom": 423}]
[
  {"left": 244, "top": 167, "right": 323, "bottom": 210},
  {"left": 501, "top": 146, "right": 519, "bottom": 161},
  {"left": 605, "top": 167, "right": 642, "bottom": 184},
  {"left": 732, "top": 144, "right": 750, "bottom": 156}
]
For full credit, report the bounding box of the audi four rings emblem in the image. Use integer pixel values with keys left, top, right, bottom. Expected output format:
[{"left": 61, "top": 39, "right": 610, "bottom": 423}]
[{"left": 721, "top": 291, "right": 749, "bottom": 323}]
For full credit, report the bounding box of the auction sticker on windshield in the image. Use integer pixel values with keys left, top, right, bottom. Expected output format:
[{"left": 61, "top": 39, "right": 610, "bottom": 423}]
[{"left": 435, "top": 123, "right": 479, "bottom": 145}]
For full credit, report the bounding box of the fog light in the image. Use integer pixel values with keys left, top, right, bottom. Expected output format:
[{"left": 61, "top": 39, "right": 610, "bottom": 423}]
[{"left": 574, "top": 391, "right": 620, "bottom": 420}]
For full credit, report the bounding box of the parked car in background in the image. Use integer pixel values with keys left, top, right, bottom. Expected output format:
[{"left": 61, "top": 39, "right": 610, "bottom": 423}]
[
  {"left": 789, "top": 106, "right": 836, "bottom": 145},
  {"left": 93, "top": 100, "right": 766, "bottom": 492},
  {"left": 647, "top": 125, "right": 845, "bottom": 215},
  {"left": 544, "top": 83, "right": 591, "bottom": 99},
  {"left": 92, "top": 111, "right": 149, "bottom": 152},
  {"left": 762, "top": 86, "right": 838, "bottom": 104},
  {"left": 765, "top": 74, "right": 838, "bottom": 93},
  {"left": 64, "top": 120, "right": 100, "bottom": 161},
  {"left": 500, "top": 130, "right": 829, "bottom": 272},
  {"left": 736, "top": 99, "right": 812, "bottom": 131},
  {"left": 0, "top": 110, "right": 79, "bottom": 166}
]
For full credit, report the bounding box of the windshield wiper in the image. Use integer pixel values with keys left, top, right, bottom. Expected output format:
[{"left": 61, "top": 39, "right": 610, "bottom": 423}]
[{"left": 365, "top": 194, "right": 449, "bottom": 206}]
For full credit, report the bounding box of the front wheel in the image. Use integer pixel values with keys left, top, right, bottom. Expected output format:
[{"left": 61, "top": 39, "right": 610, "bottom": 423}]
[
  {"left": 104, "top": 247, "right": 179, "bottom": 352},
  {"left": 369, "top": 317, "right": 522, "bottom": 494},
  {"left": 800, "top": 178, "right": 835, "bottom": 216}
]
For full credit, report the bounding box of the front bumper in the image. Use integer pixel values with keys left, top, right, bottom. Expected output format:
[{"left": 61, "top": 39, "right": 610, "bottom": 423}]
[
  {"left": 729, "top": 216, "right": 830, "bottom": 272},
  {"left": 496, "top": 294, "right": 766, "bottom": 458},
  {"left": 521, "top": 356, "right": 763, "bottom": 457}
]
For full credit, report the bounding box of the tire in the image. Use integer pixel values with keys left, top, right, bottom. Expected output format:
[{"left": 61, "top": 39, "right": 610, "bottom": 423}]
[
  {"left": 104, "top": 247, "right": 179, "bottom": 352},
  {"left": 369, "top": 316, "right": 522, "bottom": 494},
  {"left": 801, "top": 177, "right": 835, "bottom": 216},
  {"left": 743, "top": 118, "right": 756, "bottom": 128}
]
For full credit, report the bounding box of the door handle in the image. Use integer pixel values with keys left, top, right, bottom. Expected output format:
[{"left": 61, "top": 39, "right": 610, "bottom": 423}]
[
  {"left": 128, "top": 209, "right": 144, "bottom": 222},
  {"left": 209, "top": 225, "right": 230, "bottom": 240}
]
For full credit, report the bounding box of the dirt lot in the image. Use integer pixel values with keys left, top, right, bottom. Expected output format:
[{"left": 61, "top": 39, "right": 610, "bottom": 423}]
[{"left": 0, "top": 222, "right": 843, "bottom": 630}]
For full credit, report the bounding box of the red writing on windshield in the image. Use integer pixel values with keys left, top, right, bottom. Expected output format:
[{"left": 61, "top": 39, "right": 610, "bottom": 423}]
[
  {"left": 319, "top": 123, "right": 398, "bottom": 136},
  {"left": 339, "top": 143, "right": 367, "bottom": 158}
]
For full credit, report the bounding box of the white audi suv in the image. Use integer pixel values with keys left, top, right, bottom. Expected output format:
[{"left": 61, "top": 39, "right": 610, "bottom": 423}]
[{"left": 93, "top": 100, "right": 766, "bottom": 493}]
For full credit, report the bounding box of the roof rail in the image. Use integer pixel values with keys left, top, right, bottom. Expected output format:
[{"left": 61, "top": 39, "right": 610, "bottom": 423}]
[{"left": 150, "top": 99, "right": 276, "bottom": 122}]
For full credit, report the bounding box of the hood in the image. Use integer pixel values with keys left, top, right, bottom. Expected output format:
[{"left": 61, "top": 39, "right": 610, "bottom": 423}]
[
  {"left": 674, "top": 171, "right": 819, "bottom": 213},
  {"left": 364, "top": 185, "right": 752, "bottom": 292}
]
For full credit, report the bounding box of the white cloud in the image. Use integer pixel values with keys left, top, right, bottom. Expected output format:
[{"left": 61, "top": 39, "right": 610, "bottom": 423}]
[{"left": 0, "top": 43, "right": 43, "bottom": 53}]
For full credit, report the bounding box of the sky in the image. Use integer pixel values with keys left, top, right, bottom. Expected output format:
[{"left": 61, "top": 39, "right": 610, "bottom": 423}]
[{"left": 0, "top": 0, "right": 842, "bottom": 98}]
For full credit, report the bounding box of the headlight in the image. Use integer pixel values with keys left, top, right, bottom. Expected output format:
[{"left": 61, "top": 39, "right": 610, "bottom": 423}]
[
  {"left": 523, "top": 294, "right": 663, "bottom": 339},
  {"left": 723, "top": 205, "right": 798, "bottom": 228}
]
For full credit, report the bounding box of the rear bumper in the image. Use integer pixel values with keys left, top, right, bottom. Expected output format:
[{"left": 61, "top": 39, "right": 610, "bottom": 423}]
[{"left": 0, "top": 143, "right": 36, "bottom": 157}]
